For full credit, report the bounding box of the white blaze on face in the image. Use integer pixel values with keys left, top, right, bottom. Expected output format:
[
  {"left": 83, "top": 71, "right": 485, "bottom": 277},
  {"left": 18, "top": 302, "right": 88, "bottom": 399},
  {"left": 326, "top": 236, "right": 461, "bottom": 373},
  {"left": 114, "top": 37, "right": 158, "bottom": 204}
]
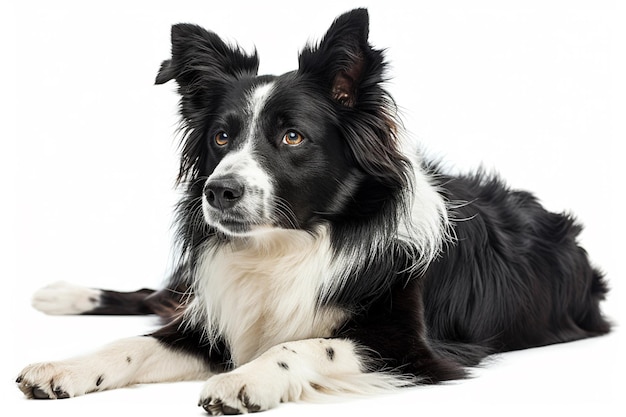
[
  {"left": 246, "top": 82, "right": 274, "bottom": 142},
  {"left": 202, "top": 82, "right": 277, "bottom": 235}
]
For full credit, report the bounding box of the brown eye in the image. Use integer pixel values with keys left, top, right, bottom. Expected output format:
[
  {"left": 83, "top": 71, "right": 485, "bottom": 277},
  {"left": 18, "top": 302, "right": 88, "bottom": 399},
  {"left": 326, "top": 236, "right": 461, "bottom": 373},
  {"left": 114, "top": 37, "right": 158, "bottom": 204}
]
[
  {"left": 282, "top": 131, "right": 304, "bottom": 146},
  {"left": 215, "top": 131, "right": 229, "bottom": 146}
]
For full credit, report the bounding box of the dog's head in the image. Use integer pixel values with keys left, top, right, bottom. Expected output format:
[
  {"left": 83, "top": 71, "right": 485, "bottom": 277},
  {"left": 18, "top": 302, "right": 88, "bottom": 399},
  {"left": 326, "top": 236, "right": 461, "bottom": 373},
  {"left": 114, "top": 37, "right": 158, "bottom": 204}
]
[{"left": 157, "top": 9, "right": 409, "bottom": 237}]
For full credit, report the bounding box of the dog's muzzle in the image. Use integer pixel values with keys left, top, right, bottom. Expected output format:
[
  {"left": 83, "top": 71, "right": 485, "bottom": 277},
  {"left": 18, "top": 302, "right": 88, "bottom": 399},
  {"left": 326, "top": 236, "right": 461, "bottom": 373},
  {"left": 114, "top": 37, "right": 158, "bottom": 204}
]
[{"left": 200, "top": 159, "right": 273, "bottom": 235}]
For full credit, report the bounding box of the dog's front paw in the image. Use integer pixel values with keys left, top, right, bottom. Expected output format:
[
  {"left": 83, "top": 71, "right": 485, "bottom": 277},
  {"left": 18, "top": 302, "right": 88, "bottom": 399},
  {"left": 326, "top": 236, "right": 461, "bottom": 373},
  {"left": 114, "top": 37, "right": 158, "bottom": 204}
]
[
  {"left": 198, "top": 372, "right": 281, "bottom": 415},
  {"left": 17, "top": 362, "right": 90, "bottom": 399}
]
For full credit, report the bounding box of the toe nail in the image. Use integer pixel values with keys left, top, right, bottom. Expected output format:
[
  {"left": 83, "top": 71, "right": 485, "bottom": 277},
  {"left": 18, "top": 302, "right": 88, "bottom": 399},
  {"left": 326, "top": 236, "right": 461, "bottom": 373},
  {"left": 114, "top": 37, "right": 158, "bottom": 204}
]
[
  {"left": 222, "top": 405, "right": 241, "bottom": 415},
  {"left": 32, "top": 387, "right": 51, "bottom": 399},
  {"left": 54, "top": 388, "right": 70, "bottom": 399}
]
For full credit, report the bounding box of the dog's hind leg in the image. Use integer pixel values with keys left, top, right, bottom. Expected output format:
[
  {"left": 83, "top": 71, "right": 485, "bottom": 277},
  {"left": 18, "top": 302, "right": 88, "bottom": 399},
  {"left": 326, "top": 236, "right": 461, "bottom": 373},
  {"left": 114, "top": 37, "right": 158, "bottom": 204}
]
[
  {"left": 17, "top": 336, "right": 211, "bottom": 399},
  {"left": 31, "top": 281, "right": 157, "bottom": 315},
  {"left": 31, "top": 281, "right": 187, "bottom": 317}
]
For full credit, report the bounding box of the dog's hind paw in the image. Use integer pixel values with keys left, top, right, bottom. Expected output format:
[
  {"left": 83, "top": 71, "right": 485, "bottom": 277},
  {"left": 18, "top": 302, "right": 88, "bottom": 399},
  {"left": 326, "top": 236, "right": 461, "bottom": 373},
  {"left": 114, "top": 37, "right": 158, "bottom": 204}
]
[{"left": 31, "top": 281, "right": 101, "bottom": 315}]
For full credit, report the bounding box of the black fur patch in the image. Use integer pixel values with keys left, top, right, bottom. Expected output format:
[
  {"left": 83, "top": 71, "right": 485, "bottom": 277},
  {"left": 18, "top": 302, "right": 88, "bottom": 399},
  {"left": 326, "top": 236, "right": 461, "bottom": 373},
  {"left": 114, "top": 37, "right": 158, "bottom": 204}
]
[
  {"left": 326, "top": 347, "right": 335, "bottom": 361},
  {"left": 152, "top": 319, "right": 231, "bottom": 373},
  {"left": 282, "top": 346, "right": 297, "bottom": 354}
]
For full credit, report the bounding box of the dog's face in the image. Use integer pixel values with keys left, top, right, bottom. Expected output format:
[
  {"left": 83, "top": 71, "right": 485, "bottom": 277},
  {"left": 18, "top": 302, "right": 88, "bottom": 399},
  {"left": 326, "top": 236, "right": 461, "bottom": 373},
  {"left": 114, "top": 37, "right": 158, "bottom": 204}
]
[
  {"left": 156, "top": 10, "right": 409, "bottom": 237},
  {"left": 196, "top": 75, "right": 358, "bottom": 236}
]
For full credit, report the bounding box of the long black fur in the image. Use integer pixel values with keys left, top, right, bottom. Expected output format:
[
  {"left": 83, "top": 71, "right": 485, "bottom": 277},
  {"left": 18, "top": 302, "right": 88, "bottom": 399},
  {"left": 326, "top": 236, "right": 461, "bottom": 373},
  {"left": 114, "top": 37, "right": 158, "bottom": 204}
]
[{"left": 84, "top": 8, "right": 610, "bottom": 385}]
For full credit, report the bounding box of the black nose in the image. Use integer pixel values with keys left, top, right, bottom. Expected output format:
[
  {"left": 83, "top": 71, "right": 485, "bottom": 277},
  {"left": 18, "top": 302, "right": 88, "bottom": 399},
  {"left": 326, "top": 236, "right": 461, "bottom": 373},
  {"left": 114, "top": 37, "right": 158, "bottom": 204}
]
[{"left": 204, "top": 177, "right": 245, "bottom": 210}]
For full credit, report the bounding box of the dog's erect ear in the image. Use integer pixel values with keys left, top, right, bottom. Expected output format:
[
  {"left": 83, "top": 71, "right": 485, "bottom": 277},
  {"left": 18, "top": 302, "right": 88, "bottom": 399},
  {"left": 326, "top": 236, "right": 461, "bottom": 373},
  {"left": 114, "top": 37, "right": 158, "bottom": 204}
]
[
  {"left": 155, "top": 23, "right": 259, "bottom": 86},
  {"left": 298, "top": 9, "right": 383, "bottom": 107},
  {"left": 299, "top": 10, "right": 409, "bottom": 190}
]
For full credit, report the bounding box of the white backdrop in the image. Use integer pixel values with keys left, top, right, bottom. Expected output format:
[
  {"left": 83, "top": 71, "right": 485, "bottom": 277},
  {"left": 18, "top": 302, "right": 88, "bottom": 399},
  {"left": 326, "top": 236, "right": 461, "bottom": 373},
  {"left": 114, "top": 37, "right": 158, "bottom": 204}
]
[{"left": 2, "top": 0, "right": 624, "bottom": 416}]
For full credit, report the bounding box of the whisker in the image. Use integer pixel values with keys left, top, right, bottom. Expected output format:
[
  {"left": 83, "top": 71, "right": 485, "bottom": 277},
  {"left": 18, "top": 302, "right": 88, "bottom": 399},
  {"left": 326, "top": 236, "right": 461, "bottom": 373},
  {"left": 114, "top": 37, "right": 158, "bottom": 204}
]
[{"left": 270, "top": 198, "right": 300, "bottom": 230}]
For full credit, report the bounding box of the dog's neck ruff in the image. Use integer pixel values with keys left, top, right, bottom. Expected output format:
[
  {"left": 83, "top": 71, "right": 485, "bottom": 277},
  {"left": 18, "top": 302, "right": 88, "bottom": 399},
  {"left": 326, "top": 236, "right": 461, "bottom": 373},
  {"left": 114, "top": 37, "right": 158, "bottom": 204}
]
[{"left": 185, "top": 227, "right": 348, "bottom": 366}]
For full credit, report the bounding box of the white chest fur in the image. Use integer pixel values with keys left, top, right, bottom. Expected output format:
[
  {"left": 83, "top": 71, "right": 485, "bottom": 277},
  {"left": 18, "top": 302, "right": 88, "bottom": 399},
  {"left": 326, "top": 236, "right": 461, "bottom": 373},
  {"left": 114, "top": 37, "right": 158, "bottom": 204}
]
[{"left": 187, "top": 228, "right": 347, "bottom": 366}]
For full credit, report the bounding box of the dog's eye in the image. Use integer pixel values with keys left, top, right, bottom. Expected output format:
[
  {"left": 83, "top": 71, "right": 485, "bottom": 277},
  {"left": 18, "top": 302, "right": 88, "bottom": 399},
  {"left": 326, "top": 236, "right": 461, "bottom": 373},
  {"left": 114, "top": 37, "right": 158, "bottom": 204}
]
[
  {"left": 215, "top": 132, "right": 229, "bottom": 146},
  {"left": 282, "top": 131, "right": 304, "bottom": 146}
]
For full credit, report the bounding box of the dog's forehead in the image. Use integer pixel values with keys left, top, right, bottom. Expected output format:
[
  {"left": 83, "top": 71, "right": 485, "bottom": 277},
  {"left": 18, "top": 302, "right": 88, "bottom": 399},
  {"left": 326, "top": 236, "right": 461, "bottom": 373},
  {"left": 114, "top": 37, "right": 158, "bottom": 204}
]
[
  {"left": 231, "top": 72, "right": 309, "bottom": 111},
  {"left": 244, "top": 81, "right": 274, "bottom": 115},
  {"left": 218, "top": 72, "right": 327, "bottom": 142},
  {"left": 218, "top": 76, "right": 276, "bottom": 120},
  {"left": 246, "top": 73, "right": 327, "bottom": 120}
]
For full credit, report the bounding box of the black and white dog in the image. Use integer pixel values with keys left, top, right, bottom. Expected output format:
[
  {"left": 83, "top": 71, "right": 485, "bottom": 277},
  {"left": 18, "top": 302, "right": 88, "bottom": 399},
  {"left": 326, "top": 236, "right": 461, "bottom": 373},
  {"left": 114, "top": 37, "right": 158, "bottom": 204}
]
[{"left": 17, "top": 9, "right": 610, "bottom": 415}]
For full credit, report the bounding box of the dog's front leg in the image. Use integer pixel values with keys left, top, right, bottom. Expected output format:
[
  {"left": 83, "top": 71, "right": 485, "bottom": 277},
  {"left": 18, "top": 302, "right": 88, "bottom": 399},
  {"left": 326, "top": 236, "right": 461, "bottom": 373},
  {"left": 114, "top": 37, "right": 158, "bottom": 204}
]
[
  {"left": 17, "top": 336, "right": 211, "bottom": 399},
  {"left": 199, "top": 338, "right": 408, "bottom": 415}
]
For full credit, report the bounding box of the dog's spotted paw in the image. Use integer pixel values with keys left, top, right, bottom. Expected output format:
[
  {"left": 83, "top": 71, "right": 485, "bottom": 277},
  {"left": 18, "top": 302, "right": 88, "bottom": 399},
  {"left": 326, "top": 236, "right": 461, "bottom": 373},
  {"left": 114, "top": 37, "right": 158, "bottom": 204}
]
[
  {"left": 198, "top": 372, "right": 280, "bottom": 415},
  {"left": 16, "top": 362, "right": 98, "bottom": 399}
]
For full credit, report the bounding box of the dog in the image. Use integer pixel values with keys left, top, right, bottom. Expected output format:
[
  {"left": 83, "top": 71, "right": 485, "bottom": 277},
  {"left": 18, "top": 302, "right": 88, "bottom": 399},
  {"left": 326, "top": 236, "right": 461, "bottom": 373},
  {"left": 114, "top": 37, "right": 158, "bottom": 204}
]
[{"left": 17, "top": 8, "right": 610, "bottom": 415}]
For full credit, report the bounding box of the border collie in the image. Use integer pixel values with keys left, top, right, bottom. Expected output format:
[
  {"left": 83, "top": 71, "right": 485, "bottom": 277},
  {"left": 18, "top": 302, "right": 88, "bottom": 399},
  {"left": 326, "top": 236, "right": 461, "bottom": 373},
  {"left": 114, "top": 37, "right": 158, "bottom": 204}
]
[{"left": 17, "top": 9, "right": 610, "bottom": 415}]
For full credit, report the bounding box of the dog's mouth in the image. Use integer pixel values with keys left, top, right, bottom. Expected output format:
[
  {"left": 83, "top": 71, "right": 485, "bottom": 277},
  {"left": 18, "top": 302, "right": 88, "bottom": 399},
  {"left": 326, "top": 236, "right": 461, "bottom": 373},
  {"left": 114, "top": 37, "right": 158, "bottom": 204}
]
[
  {"left": 202, "top": 206, "right": 261, "bottom": 236},
  {"left": 212, "top": 217, "right": 255, "bottom": 236},
  {"left": 202, "top": 195, "right": 273, "bottom": 237}
]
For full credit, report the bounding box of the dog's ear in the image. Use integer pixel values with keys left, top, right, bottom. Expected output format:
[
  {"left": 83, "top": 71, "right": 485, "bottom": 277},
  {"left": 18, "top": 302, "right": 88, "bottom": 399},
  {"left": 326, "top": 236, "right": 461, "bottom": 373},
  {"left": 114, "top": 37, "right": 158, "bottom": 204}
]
[
  {"left": 298, "top": 9, "right": 383, "bottom": 107},
  {"left": 155, "top": 23, "right": 259, "bottom": 86},
  {"left": 155, "top": 24, "right": 258, "bottom": 184},
  {"left": 299, "top": 9, "right": 409, "bottom": 190}
]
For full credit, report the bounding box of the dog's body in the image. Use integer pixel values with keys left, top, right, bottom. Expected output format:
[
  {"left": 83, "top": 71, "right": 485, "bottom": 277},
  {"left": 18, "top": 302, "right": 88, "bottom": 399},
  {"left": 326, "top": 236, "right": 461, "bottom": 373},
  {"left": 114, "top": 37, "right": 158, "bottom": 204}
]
[{"left": 18, "top": 9, "right": 610, "bottom": 415}]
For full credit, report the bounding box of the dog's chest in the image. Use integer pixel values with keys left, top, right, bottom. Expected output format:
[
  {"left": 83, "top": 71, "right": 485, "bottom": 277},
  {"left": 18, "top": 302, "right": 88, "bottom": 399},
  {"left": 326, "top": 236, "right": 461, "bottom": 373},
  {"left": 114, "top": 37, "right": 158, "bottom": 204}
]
[{"left": 194, "top": 230, "right": 347, "bottom": 366}]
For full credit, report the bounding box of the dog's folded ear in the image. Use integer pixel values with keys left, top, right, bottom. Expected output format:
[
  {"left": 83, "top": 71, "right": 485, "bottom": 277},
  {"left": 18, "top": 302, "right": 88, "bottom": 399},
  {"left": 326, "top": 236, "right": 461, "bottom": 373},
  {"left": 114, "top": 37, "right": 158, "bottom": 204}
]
[
  {"left": 155, "top": 24, "right": 259, "bottom": 184},
  {"left": 155, "top": 59, "right": 175, "bottom": 85},
  {"left": 155, "top": 23, "right": 259, "bottom": 86},
  {"left": 298, "top": 8, "right": 384, "bottom": 108}
]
